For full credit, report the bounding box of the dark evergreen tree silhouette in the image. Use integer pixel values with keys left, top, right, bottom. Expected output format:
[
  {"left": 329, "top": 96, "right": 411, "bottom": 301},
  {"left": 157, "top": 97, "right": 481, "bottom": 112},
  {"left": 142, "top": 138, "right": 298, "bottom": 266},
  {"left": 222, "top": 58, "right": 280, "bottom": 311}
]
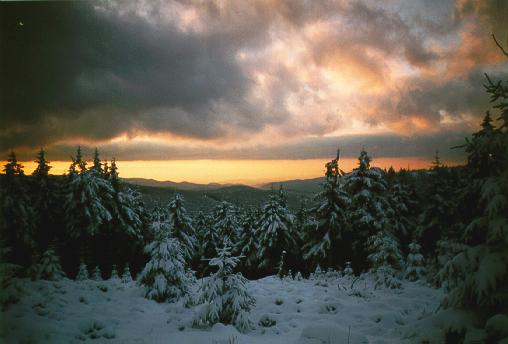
[
  {"left": 0, "top": 152, "right": 35, "bottom": 267},
  {"left": 303, "top": 149, "right": 350, "bottom": 269}
]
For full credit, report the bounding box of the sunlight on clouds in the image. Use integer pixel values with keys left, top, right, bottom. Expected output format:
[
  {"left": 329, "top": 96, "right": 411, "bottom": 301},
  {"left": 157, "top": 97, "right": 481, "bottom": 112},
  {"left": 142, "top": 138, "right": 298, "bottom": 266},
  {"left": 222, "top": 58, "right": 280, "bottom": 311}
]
[
  {"left": 2, "top": 0, "right": 506, "bottom": 170},
  {"left": 388, "top": 116, "right": 436, "bottom": 135}
]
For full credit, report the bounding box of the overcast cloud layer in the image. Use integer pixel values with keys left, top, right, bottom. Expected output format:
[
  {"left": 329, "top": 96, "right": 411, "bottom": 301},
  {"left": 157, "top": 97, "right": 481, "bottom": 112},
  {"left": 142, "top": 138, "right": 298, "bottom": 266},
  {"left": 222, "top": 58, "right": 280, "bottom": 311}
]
[{"left": 1, "top": 0, "right": 507, "bottom": 161}]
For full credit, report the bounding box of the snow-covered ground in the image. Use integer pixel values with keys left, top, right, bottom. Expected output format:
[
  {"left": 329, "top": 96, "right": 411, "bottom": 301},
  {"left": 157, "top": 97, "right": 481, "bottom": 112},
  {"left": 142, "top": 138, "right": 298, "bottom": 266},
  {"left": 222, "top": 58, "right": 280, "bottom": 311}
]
[{"left": 0, "top": 275, "right": 442, "bottom": 343}]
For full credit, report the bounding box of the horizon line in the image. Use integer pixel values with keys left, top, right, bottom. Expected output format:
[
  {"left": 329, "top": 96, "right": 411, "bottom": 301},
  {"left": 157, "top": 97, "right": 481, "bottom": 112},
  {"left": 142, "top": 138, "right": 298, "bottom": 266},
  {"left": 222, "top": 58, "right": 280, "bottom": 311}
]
[{"left": 1, "top": 157, "right": 465, "bottom": 186}]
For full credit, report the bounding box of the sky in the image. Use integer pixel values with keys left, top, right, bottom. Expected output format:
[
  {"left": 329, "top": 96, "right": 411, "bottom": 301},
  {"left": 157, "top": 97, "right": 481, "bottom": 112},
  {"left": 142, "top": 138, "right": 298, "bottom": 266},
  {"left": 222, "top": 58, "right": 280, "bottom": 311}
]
[{"left": 1, "top": 0, "right": 507, "bottom": 184}]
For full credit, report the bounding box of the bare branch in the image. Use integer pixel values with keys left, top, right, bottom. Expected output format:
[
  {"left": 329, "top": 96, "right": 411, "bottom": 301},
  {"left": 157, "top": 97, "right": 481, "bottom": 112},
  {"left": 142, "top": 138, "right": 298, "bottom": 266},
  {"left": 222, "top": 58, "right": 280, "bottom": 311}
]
[{"left": 492, "top": 34, "right": 508, "bottom": 58}]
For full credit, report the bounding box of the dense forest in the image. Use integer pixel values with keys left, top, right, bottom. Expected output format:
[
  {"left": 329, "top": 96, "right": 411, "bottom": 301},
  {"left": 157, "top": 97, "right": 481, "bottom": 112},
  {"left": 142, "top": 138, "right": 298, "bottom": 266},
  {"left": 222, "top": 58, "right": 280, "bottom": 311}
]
[{"left": 1, "top": 62, "right": 507, "bottom": 342}]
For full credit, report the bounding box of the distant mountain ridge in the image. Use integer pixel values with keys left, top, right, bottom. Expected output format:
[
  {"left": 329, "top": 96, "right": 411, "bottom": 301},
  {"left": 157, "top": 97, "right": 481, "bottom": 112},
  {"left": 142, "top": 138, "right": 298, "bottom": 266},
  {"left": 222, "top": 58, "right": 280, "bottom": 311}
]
[
  {"left": 123, "top": 176, "right": 325, "bottom": 193},
  {"left": 258, "top": 176, "right": 325, "bottom": 193},
  {"left": 123, "top": 178, "right": 233, "bottom": 191},
  {"left": 122, "top": 177, "right": 321, "bottom": 212}
]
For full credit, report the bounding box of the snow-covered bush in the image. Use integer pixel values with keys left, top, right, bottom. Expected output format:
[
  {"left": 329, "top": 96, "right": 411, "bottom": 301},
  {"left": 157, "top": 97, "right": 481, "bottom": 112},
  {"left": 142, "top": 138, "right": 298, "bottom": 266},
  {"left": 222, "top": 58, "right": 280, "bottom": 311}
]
[
  {"left": 138, "top": 236, "right": 190, "bottom": 302},
  {"left": 277, "top": 250, "right": 286, "bottom": 279},
  {"left": 367, "top": 231, "right": 403, "bottom": 289},
  {"left": 92, "top": 266, "right": 102, "bottom": 281},
  {"left": 310, "top": 264, "right": 324, "bottom": 280},
  {"left": 194, "top": 241, "right": 255, "bottom": 333},
  {"left": 405, "top": 242, "right": 426, "bottom": 281},
  {"left": 30, "top": 248, "right": 66, "bottom": 281},
  {"left": 343, "top": 261, "right": 353, "bottom": 277},
  {"left": 258, "top": 315, "right": 276, "bottom": 328},
  {"left": 77, "top": 320, "right": 116, "bottom": 340},
  {"left": 76, "top": 262, "right": 89, "bottom": 281},
  {"left": 325, "top": 268, "right": 340, "bottom": 280},
  {"left": 373, "top": 265, "right": 402, "bottom": 289},
  {"left": 110, "top": 264, "right": 120, "bottom": 281},
  {"left": 121, "top": 264, "right": 133, "bottom": 283}
]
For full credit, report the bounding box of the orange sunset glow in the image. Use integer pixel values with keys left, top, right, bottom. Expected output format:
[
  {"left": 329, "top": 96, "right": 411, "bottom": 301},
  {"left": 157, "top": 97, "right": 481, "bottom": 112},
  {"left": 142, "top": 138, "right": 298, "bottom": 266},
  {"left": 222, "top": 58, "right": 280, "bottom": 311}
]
[{"left": 9, "top": 157, "right": 444, "bottom": 185}]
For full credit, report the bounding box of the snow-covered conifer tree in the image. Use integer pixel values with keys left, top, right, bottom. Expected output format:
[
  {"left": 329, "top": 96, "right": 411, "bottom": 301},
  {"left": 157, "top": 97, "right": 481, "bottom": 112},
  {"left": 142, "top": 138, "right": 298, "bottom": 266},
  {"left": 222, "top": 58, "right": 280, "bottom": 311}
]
[
  {"left": 343, "top": 261, "right": 353, "bottom": 277},
  {"left": 31, "top": 148, "right": 59, "bottom": 253},
  {"left": 277, "top": 185, "right": 288, "bottom": 208},
  {"left": 367, "top": 231, "right": 403, "bottom": 288},
  {"left": 167, "top": 193, "right": 196, "bottom": 259},
  {"left": 110, "top": 161, "right": 141, "bottom": 223},
  {"left": 416, "top": 152, "right": 458, "bottom": 258},
  {"left": 439, "top": 68, "right": 508, "bottom": 341},
  {"left": 303, "top": 149, "right": 350, "bottom": 268},
  {"left": 236, "top": 209, "right": 259, "bottom": 270},
  {"left": 464, "top": 110, "right": 506, "bottom": 179},
  {"left": 193, "top": 211, "right": 215, "bottom": 265},
  {"left": 92, "top": 266, "right": 102, "bottom": 281},
  {"left": 257, "top": 191, "right": 295, "bottom": 270},
  {"left": 113, "top": 187, "right": 144, "bottom": 238},
  {"left": 213, "top": 201, "right": 240, "bottom": 242},
  {"left": 91, "top": 147, "right": 103, "bottom": 175},
  {"left": 110, "top": 264, "right": 120, "bottom": 281},
  {"left": 194, "top": 240, "right": 255, "bottom": 332},
  {"left": 435, "top": 239, "right": 466, "bottom": 278},
  {"left": 387, "top": 174, "right": 418, "bottom": 250},
  {"left": 294, "top": 202, "right": 311, "bottom": 240},
  {"left": 0, "top": 152, "right": 35, "bottom": 266},
  {"left": 68, "top": 146, "right": 86, "bottom": 176},
  {"left": 107, "top": 159, "right": 145, "bottom": 239},
  {"left": 310, "top": 264, "right": 324, "bottom": 281},
  {"left": 32, "top": 148, "right": 52, "bottom": 179},
  {"left": 344, "top": 149, "right": 390, "bottom": 270},
  {"left": 63, "top": 148, "right": 113, "bottom": 246},
  {"left": 405, "top": 242, "right": 426, "bottom": 281},
  {"left": 138, "top": 220, "right": 190, "bottom": 302},
  {"left": 107, "top": 158, "right": 120, "bottom": 190},
  {"left": 121, "top": 264, "right": 133, "bottom": 283},
  {"left": 76, "top": 262, "right": 89, "bottom": 281},
  {"left": 30, "top": 247, "right": 66, "bottom": 281},
  {"left": 194, "top": 211, "right": 208, "bottom": 243}
]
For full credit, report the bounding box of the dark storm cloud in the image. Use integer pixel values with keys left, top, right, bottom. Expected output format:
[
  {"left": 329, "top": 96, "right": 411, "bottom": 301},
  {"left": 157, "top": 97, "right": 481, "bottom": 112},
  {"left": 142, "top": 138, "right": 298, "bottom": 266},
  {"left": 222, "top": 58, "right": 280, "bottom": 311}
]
[
  {"left": 0, "top": 1, "right": 256, "bottom": 150},
  {"left": 20, "top": 131, "right": 467, "bottom": 163},
  {"left": 395, "top": 67, "right": 508, "bottom": 123},
  {"left": 1, "top": 0, "right": 507, "bottom": 160},
  {"left": 455, "top": 0, "right": 508, "bottom": 36}
]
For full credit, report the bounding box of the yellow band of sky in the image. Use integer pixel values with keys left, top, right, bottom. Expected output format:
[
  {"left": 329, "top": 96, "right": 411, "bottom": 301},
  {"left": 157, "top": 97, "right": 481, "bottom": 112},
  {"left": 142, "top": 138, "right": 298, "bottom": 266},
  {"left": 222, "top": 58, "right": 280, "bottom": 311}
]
[{"left": 3, "top": 157, "right": 444, "bottom": 185}]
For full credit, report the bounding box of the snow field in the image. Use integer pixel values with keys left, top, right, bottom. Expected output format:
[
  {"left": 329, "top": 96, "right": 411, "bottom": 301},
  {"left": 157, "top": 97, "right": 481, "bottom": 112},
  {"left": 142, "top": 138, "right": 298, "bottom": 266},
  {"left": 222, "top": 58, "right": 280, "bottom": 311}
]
[{"left": 0, "top": 274, "right": 442, "bottom": 343}]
